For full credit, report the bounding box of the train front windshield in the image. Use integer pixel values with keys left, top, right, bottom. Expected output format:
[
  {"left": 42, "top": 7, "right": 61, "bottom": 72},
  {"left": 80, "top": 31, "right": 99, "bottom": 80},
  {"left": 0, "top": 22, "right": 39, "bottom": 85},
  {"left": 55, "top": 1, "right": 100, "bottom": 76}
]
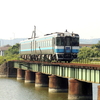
[
  {"left": 56, "top": 37, "right": 64, "bottom": 46},
  {"left": 56, "top": 37, "right": 71, "bottom": 46},
  {"left": 65, "top": 37, "right": 71, "bottom": 46},
  {"left": 72, "top": 37, "right": 79, "bottom": 46},
  {"left": 56, "top": 37, "right": 79, "bottom": 46}
]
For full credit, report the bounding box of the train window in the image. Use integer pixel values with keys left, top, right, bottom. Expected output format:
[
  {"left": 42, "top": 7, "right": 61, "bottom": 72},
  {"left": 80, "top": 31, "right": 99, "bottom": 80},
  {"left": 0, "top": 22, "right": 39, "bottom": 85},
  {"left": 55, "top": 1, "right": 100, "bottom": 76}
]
[
  {"left": 43, "top": 41, "right": 44, "bottom": 47},
  {"left": 56, "top": 37, "right": 64, "bottom": 46},
  {"left": 48, "top": 41, "right": 50, "bottom": 46},
  {"left": 44, "top": 41, "right": 45, "bottom": 47},
  {"left": 39, "top": 42, "right": 41, "bottom": 47},
  {"left": 48, "top": 40, "right": 50, "bottom": 46},
  {"left": 48, "top": 41, "right": 49, "bottom": 46},
  {"left": 37, "top": 42, "right": 39, "bottom": 47},
  {"left": 47, "top": 41, "right": 48, "bottom": 47},
  {"left": 47, "top": 41, "right": 48, "bottom": 46},
  {"left": 65, "top": 37, "right": 70, "bottom": 46},
  {"left": 45, "top": 41, "right": 46, "bottom": 47},
  {"left": 72, "top": 37, "right": 79, "bottom": 46},
  {"left": 40, "top": 41, "right": 41, "bottom": 47},
  {"left": 36, "top": 42, "right": 37, "bottom": 47},
  {"left": 38, "top": 42, "right": 40, "bottom": 47},
  {"left": 41, "top": 42, "right": 42, "bottom": 47},
  {"left": 42, "top": 41, "right": 44, "bottom": 47},
  {"left": 36, "top": 42, "right": 38, "bottom": 47},
  {"left": 49, "top": 40, "right": 51, "bottom": 46},
  {"left": 50, "top": 41, "right": 51, "bottom": 46},
  {"left": 49, "top": 40, "right": 50, "bottom": 46},
  {"left": 41, "top": 41, "right": 42, "bottom": 47},
  {"left": 46, "top": 41, "right": 47, "bottom": 46},
  {"left": 38, "top": 42, "right": 39, "bottom": 47},
  {"left": 45, "top": 41, "right": 47, "bottom": 47}
]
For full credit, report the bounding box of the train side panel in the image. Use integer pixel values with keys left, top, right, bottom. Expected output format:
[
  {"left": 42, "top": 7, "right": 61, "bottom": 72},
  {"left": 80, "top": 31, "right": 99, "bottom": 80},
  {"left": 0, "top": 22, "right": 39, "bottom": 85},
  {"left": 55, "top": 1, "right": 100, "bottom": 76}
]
[
  {"left": 35, "top": 36, "right": 54, "bottom": 54},
  {"left": 20, "top": 39, "right": 33, "bottom": 55}
]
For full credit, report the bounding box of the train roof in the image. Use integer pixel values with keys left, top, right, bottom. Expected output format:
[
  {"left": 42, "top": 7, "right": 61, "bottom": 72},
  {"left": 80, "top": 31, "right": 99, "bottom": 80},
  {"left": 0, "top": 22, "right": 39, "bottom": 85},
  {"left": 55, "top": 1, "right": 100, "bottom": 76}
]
[
  {"left": 20, "top": 38, "right": 34, "bottom": 43},
  {"left": 20, "top": 31, "right": 79, "bottom": 43},
  {"left": 44, "top": 32, "right": 79, "bottom": 37},
  {"left": 44, "top": 32, "right": 71, "bottom": 36}
]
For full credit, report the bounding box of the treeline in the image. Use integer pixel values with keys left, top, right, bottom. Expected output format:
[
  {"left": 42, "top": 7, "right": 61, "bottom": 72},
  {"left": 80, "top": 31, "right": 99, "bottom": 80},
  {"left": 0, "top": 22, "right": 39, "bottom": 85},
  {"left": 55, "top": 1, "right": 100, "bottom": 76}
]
[
  {"left": 78, "top": 41, "right": 100, "bottom": 59},
  {"left": 73, "top": 41, "right": 100, "bottom": 63}
]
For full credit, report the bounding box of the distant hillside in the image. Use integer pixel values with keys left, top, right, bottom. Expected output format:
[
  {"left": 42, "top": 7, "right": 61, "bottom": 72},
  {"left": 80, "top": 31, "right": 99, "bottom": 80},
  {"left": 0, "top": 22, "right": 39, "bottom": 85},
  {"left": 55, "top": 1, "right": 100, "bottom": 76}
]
[
  {"left": 0, "top": 38, "right": 27, "bottom": 46},
  {"left": 0, "top": 38, "right": 100, "bottom": 46},
  {"left": 80, "top": 38, "right": 100, "bottom": 44}
]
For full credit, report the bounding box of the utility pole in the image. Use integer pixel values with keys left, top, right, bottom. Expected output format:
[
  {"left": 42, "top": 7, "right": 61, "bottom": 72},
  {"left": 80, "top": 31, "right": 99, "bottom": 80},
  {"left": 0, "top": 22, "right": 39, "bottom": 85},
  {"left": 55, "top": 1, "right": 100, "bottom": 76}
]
[
  {"left": 32, "top": 25, "right": 36, "bottom": 38},
  {"left": 34, "top": 25, "right": 36, "bottom": 38},
  {"left": 31, "top": 25, "right": 36, "bottom": 56}
]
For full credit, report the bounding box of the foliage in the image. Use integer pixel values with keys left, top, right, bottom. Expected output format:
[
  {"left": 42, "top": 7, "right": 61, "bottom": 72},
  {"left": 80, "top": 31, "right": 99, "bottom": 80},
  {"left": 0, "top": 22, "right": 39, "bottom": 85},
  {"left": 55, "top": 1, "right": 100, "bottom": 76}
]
[
  {"left": 72, "top": 41, "right": 100, "bottom": 64},
  {"left": 4, "top": 43, "right": 20, "bottom": 56},
  {"left": 91, "top": 41, "right": 100, "bottom": 49},
  {"left": 0, "top": 43, "right": 21, "bottom": 65},
  {"left": 78, "top": 41, "right": 100, "bottom": 59},
  {"left": 0, "top": 54, "right": 20, "bottom": 65}
]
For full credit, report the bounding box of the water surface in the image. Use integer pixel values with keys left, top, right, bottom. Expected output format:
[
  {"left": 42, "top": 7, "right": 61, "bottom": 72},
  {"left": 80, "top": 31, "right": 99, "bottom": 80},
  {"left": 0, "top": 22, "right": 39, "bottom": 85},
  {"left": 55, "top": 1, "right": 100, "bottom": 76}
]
[{"left": 0, "top": 78, "right": 98, "bottom": 100}]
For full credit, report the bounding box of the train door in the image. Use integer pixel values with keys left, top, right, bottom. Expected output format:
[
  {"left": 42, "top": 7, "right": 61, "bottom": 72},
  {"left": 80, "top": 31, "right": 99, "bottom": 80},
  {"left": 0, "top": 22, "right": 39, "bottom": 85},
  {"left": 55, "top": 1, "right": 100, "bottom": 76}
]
[
  {"left": 64, "top": 36, "right": 71, "bottom": 53},
  {"left": 52, "top": 37, "right": 55, "bottom": 54},
  {"left": 31, "top": 40, "right": 34, "bottom": 55},
  {"left": 32, "top": 39, "right": 36, "bottom": 55},
  {"left": 31, "top": 41, "right": 32, "bottom": 54},
  {"left": 34, "top": 40, "right": 36, "bottom": 54}
]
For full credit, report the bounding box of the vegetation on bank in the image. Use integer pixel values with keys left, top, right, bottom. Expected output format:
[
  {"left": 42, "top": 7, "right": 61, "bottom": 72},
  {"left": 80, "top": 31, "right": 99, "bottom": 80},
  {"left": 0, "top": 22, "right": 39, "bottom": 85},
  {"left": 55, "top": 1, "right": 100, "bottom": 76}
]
[
  {"left": 72, "top": 41, "right": 100, "bottom": 64},
  {"left": 0, "top": 43, "right": 21, "bottom": 64}
]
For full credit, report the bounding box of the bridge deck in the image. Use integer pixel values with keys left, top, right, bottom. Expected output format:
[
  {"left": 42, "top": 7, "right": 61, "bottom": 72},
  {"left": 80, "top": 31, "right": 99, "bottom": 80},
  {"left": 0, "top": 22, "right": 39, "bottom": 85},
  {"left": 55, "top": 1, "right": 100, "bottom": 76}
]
[{"left": 10, "top": 60, "right": 100, "bottom": 84}]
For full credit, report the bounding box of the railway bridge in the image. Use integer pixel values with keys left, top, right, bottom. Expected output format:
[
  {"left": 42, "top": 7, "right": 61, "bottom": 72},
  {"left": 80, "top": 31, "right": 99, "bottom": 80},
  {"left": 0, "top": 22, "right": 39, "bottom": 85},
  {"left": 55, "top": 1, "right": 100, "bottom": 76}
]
[{"left": 6, "top": 60, "right": 100, "bottom": 100}]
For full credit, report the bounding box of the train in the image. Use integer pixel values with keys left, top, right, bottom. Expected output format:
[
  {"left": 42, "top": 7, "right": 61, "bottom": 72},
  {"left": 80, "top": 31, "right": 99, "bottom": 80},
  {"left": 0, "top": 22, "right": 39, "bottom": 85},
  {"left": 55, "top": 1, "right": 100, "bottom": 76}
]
[{"left": 19, "top": 30, "right": 79, "bottom": 63}]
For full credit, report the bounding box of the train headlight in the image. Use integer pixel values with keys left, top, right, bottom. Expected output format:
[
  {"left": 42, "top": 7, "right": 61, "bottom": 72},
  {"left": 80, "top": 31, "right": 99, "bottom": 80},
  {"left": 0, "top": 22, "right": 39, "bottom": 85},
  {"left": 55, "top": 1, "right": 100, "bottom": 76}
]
[
  {"left": 72, "top": 33, "right": 75, "bottom": 36},
  {"left": 61, "top": 33, "right": 64, "bottom": 36}
]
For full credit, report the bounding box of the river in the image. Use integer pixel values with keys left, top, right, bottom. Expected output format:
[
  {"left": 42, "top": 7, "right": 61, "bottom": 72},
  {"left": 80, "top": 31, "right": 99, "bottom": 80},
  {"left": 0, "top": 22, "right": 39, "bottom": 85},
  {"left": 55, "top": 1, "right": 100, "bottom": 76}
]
[{"left": 0, "top": 78, "right": 98, "bottom": 100}]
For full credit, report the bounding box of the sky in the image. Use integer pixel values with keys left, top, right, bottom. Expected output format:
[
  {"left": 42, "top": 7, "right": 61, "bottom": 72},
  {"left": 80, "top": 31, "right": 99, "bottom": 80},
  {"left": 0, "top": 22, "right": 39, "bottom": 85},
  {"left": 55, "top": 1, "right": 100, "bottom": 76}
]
[{"left": 0, "top": 0, "right": 100, "bottom": 39}]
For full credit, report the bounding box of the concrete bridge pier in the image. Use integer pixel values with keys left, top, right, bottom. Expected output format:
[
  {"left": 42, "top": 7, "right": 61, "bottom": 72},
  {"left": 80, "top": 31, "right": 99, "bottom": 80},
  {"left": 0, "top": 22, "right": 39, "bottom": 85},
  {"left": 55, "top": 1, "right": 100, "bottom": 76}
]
[
  {"left": 17, "top": 68, "right": 25, "bottom": 80},
  {"left": 49, "top": 75, "right": 68, "bottom": 93},
  {"left": 25, "top": 70, "right": 35, "bottom": 83},
  {"left": 68, "top": 79, "right": 92, "bottom": 100},
  {"left": 35, "top": 72, "right": 49, "bottom": 87}
]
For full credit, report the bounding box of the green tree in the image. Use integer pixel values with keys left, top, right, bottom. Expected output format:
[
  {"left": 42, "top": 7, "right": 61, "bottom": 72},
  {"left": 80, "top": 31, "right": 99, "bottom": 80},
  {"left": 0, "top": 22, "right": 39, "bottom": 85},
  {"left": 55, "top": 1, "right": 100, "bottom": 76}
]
[
  {"left": 78, "top": 41, "right": 100, "bottom": 59},
  {"left": 0, "top": 43, "right": 20, "bottom": 64},
  {"left": 4, "top": 43, "right": 20, "bottom": 56},
  {"left": 91, "top": 41, "right": 100, "bottom": 49},
  {"left": 78, "top": 47, "right": 93, "bottom": 59}
]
